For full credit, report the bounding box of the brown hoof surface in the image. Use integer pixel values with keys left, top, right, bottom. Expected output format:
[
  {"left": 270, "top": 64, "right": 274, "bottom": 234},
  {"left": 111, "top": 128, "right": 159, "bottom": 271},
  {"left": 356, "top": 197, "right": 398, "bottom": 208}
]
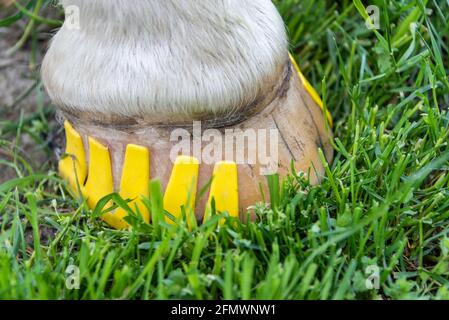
[{"left": 58, "top": 60, "right": 333, "bottom": 228}]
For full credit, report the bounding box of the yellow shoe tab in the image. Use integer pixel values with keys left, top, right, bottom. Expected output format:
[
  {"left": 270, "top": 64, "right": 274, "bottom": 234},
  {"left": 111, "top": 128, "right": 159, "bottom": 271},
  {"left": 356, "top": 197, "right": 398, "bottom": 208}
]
[
  {"left": 117, "top": 144, "right": 150, "bottom": 224},
  {"left": 83, "top": 138, "right": 120, "bottom": 229},
  {"left": 289, "top": 53, "right": 333, "bottom": 126},
  {"left": 204, "top": 161, "right": 239, "bottom": 224},
  {"left": 59, "top": 121, "right": 87, "bottom": 196},
  {"left": 163, "top": 156, "right": 199, "bottom": 227}
]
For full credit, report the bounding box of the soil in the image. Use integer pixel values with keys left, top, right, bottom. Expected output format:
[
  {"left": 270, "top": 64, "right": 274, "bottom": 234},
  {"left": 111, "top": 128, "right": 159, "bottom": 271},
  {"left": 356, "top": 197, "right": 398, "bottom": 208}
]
[{"left": 0, "top": 5, "right": 61, "bottom": 182}]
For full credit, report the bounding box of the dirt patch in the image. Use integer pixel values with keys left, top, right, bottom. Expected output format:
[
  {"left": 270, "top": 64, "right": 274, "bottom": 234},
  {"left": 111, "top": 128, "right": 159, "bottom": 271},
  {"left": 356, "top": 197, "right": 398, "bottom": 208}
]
[
  {"left": 0, "top": 6, "right": 62, "bottom": 182},
  {"left": 0, "top": 7, "right": 56, "bottom": 114}
]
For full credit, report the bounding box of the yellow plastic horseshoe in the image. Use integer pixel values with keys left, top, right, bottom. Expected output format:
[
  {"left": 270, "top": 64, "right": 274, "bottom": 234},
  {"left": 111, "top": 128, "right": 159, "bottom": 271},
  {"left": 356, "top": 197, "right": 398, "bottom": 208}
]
[
  {"left": 204, "top": 161, "right": 239, "bottom": 224},
  {"left": 163, "top": 156, "right": 199, "bottom": 228},
  {"left": 290, "top": 53, "right": 333, "bottom": 126},
  {"left": 59, "top": 121, "right": 87, "bottom": 195},
  {"left": 116, "top": 144, "right": 150, "bottom": 225}
]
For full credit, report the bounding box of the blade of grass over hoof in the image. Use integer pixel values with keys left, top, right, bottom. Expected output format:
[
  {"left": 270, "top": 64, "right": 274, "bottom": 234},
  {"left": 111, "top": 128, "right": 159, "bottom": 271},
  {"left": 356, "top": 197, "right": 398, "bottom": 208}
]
[
  {"left": 266, "top": 174, "right": 280, "bottom": 210},
  {"left": 149, "top": 179, "right": 164, "bottom": 235}
]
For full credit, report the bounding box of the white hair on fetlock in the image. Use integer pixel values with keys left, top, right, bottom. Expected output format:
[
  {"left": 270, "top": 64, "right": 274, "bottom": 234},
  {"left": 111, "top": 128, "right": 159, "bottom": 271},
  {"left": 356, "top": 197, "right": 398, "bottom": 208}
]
[{"left": 42, "top": 0, "right": 288, "bottom": 120}]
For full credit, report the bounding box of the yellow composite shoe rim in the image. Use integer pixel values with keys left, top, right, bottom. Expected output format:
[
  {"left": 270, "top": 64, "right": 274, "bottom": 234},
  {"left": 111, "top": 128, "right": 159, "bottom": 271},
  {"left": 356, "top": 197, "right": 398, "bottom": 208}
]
[
  {"left": 163, "top": 155, "right": 199, "bottom": 229},
  {"left": 59, "top": 121, "right": 240, "bottom": 229},
  {"left": 58, "top": 54, "right": 329, "bottom": 229},
  {"left": 117, "top": 144, "right": 150, "bottom": 226},
  {"left": 203, "top": 161, "right": 239, "bottom": 224},
  {"left": 59, "top": 121, "right": 87, "bottom": 194},
  {"left": 289, "top": 53, "right": 333, "bottom": 126}
]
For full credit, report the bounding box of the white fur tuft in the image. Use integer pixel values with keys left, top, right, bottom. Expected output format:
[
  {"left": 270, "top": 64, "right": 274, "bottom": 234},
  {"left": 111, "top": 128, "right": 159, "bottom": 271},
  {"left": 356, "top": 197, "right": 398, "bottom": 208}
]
[{"left": 42, "top": 0, "right": 288, "bottom": 119}]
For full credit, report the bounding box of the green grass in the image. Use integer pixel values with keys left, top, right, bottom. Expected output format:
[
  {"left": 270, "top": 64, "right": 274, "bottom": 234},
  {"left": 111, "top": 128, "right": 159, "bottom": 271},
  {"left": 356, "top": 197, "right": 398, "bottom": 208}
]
[{"left": 1, "top": 0, "right": 449, "bottom": 299}]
